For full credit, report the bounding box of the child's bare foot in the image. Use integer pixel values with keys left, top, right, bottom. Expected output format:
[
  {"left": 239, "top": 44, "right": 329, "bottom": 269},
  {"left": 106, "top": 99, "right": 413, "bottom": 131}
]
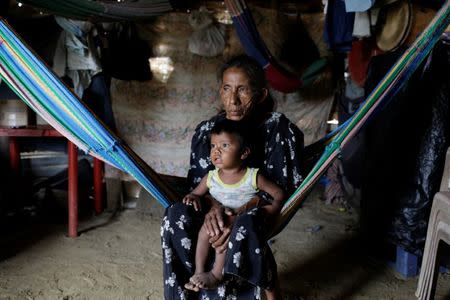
[
  {"left": 190, "top": 272, "right": 221, "bottom": 289},
  {"left": 184, "top": 280, "right": 200, "bottom": 292}
]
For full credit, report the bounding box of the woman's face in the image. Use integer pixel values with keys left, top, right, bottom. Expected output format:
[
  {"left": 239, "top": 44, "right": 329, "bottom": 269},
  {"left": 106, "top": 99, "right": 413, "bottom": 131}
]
[{"left": 220, "top": 67, "right": 257, "bottom": 121}]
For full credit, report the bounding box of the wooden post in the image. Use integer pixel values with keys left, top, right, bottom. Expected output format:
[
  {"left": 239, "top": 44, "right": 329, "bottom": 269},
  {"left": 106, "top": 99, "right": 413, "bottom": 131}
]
[
  {"left": 9, "top": 136, "right": 20, "bottom": 176},
  {"left": 93, "top": 158, "right": 103, "bottom": 215},
  {"left": 68, "top": 141, "right": 78, "bottom": 238}
]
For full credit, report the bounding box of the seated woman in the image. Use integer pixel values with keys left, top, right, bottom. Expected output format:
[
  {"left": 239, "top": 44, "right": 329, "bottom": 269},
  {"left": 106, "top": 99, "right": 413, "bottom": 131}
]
[{"left": 161, "top": 55, "right": 304, "bottom": 299}]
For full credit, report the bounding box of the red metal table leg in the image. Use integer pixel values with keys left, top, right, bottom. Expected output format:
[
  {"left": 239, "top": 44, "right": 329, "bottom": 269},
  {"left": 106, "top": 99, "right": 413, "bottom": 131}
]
[
  {"left": 68, "top": 141, "right": 78, "bottom": 238},
  {"left": 93, "top": 158, "right": 103, "bottom": 215},
  {"left": 9, "top": 136, "right": 20, "bottom": 176}
]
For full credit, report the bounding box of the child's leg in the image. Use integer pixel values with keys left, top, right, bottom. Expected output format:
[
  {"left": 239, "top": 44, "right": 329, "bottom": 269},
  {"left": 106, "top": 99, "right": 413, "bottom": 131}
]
[
  {"left": 210, "top": 247, "right": 226, "bottom": 282},
  {"left": 190, "top": 246, "right": 226, "bottom": 289},
  {"left": 194, "top": 224, "right": 211, "bottom": 274},
  {"left": 184, "top": 224, "right": 210, "bottom": 291}
]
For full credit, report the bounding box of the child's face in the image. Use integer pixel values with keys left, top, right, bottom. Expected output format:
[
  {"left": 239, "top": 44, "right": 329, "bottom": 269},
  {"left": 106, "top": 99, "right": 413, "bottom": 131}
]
[{"left": 210, "top": 132, "right": 247, "bottom": 170}]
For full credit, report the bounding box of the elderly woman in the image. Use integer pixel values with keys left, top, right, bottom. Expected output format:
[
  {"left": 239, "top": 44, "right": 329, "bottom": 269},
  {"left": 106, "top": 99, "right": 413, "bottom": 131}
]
[{"left": 161, "top": 55, "right": 304, "bottom": 299}]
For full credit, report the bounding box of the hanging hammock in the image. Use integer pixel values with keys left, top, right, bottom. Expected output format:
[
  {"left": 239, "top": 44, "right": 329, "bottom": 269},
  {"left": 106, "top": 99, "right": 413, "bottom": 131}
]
[
  {"left": 224, "top": 0, "right": 304, "bottom": 93},
  {"left": 224, "top": 0, "right": 330, "bottom": 93},
  {"left": 0, "top": 18, "right": 177, "bottom": 208},
  {"left": 272, "top": 1, "right": 450, "bottom": 237},
  {"left": 18, "top": 0, "right": 173, "bottom": 21},
  {"left": 0, "top": 1, "right": 449, "bottom": 237}
]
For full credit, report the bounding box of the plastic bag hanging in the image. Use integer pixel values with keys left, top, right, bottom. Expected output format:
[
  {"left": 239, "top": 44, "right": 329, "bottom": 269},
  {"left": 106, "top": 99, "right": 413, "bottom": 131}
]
[{"left": 188, "top": 7, "right": 226, "bottom": 57}]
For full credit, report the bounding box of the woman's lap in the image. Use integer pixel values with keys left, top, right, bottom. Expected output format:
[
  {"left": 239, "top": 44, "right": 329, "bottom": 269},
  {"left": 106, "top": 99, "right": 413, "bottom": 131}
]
[
  {"left": 161, "top": 203, "right": 275, "bottom": 299},
  {"left": 162, "top": 203, "right": 199, "bottom": 299},
  {"left": 224, "top": 208, "right": 277, "bottom": 289}
]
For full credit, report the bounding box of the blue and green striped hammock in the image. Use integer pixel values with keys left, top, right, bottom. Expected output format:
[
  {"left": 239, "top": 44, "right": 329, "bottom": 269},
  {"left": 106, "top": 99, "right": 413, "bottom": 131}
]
[{"left": 0, "top": 1, "right": 449, "bottom": 236}]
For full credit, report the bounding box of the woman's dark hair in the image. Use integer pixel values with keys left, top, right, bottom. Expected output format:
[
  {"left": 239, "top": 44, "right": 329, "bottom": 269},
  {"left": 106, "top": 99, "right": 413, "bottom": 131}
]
[
  {"left": 210, "top": 119, "right": 251, "bottom": 151},
  {"left": 218, "top": 55, "right": 275, "bottom": 118}
]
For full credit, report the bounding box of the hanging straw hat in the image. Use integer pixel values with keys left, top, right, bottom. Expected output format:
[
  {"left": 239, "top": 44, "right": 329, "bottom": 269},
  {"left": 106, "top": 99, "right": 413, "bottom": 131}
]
[
  {"left": 375, "top": 0, "right": 412, "bottom": 52},
  {"left": 404, "top": 4, "right": 436, "bottom": 47}
]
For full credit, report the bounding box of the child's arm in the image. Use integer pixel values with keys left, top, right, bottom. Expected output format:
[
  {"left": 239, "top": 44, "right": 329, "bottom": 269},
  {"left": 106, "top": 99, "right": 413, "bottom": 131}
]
[
  {"left": 182, "top": 175, "right": 208, "bottom": 211},
  {"left": 257, "top": 174, "right": 285, "bottom": 216}
]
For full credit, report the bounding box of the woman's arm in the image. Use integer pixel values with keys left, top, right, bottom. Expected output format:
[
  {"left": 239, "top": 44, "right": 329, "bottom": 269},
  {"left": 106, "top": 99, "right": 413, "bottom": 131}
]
[
  {"left": 202, "top": 193, "right": 237, "bottom": 253},
  {"left": 202, "top": 194, "right": 235, "bottom": 236},
  {"left": 262, "top": 113, "right": 304, "bottom": 195},
  {"left": 257, "top": 174, "right": 285, "bottom": 216}
]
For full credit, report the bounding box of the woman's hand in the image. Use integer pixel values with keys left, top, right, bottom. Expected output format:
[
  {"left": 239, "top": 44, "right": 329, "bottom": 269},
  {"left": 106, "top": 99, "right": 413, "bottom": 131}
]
[
  {"left": 209, "top": 228, "right": 231, "bottom": 253},
  {"left": 209, "top": 209, "right": 236, "bottom": 253},
  {"left": 203, "top": 204, "right": 226, "bottom": 236}
]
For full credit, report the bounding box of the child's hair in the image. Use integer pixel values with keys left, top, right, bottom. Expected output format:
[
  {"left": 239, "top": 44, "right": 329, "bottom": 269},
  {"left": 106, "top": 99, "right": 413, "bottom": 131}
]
[{"left": 210, "top": 119, "right": 250, "bottom": 151}]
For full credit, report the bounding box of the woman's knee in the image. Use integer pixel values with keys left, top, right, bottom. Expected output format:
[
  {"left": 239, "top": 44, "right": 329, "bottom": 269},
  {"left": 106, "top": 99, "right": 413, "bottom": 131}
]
[
  {"left": 165, "top": 202, "right": 190, "bottom": 220},
  {"left": 163, "top": 202, "right": 203, "bottom": 236},
  {"left": 233, "top": 211, "right": 259, "bottom": 227}
]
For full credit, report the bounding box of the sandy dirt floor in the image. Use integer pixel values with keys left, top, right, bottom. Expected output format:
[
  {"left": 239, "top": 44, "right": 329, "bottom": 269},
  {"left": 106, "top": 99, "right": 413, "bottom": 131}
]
[{"left": 1, "top": 188, "right": 450, "bottom": 300}]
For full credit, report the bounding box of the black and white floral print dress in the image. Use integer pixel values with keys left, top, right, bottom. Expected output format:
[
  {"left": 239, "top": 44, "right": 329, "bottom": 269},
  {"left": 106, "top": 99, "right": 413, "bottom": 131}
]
[{"left": 161, "top": 112, "right": 304, "bottom": 299}]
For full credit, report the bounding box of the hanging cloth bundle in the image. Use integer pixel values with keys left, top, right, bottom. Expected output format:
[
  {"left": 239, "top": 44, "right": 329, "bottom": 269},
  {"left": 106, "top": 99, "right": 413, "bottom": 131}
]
[{"left": 188, "top": 7, "right": 226, "bottom": 57}]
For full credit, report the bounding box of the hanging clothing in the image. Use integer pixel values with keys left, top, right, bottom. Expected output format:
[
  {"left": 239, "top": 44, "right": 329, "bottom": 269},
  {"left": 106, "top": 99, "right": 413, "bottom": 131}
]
[
  {"left": 344, "top": 0, "right": 374, "bottom": 12},
  {"left": 324, "top": 0, "right": 355, "bottom": 53},
  {"left": 53, "top": 17, "right": 102, "bottom": 97},
  {"left": 81, "top": 73, "right": 117, "bottom": 132}
]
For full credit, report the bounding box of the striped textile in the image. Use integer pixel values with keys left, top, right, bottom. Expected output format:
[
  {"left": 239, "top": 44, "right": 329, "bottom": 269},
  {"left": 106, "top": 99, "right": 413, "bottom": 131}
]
[{"left": 0, "top": 19, "right": 177, "bottom": 207}]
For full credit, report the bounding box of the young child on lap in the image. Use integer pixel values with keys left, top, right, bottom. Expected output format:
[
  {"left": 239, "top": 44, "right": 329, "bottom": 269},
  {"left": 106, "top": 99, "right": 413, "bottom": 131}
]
[{"left": 183, "top": 119, "right": 284, "bottom": 292}]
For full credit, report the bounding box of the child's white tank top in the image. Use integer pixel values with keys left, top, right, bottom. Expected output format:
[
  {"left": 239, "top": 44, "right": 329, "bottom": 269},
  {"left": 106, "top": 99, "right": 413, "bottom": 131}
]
[{"left": 207, "top": 167, "right": 259, "bottom": 209}]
